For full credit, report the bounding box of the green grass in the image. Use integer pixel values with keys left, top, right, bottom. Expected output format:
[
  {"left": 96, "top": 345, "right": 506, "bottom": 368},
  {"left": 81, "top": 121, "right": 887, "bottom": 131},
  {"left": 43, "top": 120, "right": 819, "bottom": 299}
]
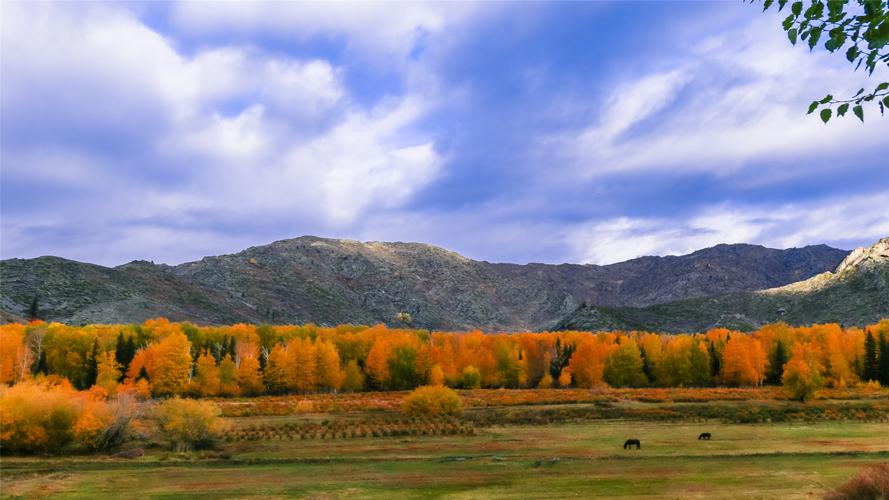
[{"left": 3, "top": 420, "right": 887, "bottom": 499}]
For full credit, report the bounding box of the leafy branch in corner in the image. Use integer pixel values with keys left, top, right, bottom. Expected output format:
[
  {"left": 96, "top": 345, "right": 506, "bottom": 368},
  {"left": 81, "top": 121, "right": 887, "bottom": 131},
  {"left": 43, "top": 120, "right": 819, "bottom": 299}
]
[{"left": 755, "top": 0, "right": 889, "bottom": 122}]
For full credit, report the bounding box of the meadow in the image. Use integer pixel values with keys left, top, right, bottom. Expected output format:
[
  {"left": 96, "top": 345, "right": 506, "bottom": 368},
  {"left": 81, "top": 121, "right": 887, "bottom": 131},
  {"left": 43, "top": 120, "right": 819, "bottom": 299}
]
[{"left": 2, "top": 387, "right": 888, "bottom": 499}]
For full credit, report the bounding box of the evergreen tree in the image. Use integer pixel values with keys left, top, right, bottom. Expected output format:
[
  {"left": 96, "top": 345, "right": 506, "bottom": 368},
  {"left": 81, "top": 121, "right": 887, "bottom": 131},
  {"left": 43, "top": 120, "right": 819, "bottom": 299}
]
[
  {"left": 548, "top": 338, "right": 575, "bottom": 380},
  {"left": 138, "top": 366, "right": 150, "bottom": 382},
  {"left": 879, "top": 333, "right": 889, "bottom": 386},
  {"left": 767, "top": 340, "right": 788, "bottom": 385},
  {"left": 708, "top": 341, "right": 721, "bottom": 378},
  {"left": 228, "top": 336, "right": 238, "bottom": 360},
  {"left": 114, "top": 333, "right": 137, "bottom": 382},
  {"left": 863, "top": 330, "right": 879, "bottom": 381},
  {"left": 31, "top": 350, "right": 48, "bottom": 376},
  {"left": 115, "top": 331, "right": 126, "bottom": 367},
  {"left": 83, "top": 338, "right": 100, "bottom": 389},
  {"left": 639, "top": 346, "right": 654, "bottom": 382},
  {"left": 27, "top": 296, "right": 40, "bottom": 321}
]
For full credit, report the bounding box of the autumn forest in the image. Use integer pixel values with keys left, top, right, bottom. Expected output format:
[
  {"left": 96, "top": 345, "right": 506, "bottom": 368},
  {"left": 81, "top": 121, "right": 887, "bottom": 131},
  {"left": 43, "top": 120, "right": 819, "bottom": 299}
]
[{"left": 3, "top": 319, "right": 889, "bottom": 402}]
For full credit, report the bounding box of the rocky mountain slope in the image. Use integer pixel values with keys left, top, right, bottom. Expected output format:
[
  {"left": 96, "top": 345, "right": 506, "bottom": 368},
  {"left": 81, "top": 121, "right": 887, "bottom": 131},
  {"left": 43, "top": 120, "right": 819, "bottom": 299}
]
[
  {"left": 0, "top": 236, "right": 848, "bottom": 330},
  {"left": 554, "top": 237, "right": 889, "bottom": 332}
]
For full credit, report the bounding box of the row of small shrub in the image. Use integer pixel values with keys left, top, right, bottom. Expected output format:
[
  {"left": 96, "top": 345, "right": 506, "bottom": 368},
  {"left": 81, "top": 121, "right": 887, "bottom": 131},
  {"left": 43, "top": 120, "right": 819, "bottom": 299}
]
[
  {"left": 0, "top": 380, "right": 224, "bottom": 454},
  {"left": 224, "top": 424, "right": 473, "bottom": 441},
  {"left": 223, "top": 415, "right": 473, "bottom": 441}
]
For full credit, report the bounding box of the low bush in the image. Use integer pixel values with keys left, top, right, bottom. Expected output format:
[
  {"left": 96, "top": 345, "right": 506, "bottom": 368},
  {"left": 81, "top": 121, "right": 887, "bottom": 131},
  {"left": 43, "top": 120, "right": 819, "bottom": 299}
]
[
  {"left": 0, "top": 380, "right": 81, "bottom": 453},
  {"left": 825, "top": 463, "right": 889, "bottom": 500},
  {"left": 403, "top": 385, "right": 463, "bottom": 417},
  {"left": 0, "top": 380, "right": 135, "bottom": 454},
  {"left": 74, "top": 393, "right": 137, "bottom": 451},
  {"left": 153, "top": 397, "right": 224, "bottom": 451}
]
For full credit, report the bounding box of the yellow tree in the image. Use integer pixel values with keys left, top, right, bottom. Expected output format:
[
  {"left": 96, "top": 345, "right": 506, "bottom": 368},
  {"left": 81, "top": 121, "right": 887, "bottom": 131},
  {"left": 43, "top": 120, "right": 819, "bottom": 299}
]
[
  {"left": 428, "top": 364, "right": 445, "bottom": 386},
  {"left": 150, "top": 331, "right": 192, "bottom": 397},
  {"left": 657, "top": 336, "right": 694, "bottom": 387},
  {"left": 94, "top": 351, "right": 121, "bottom": 395},
  {"left": 236, "top": 354, "right": 264, "bottom": 395},
  {"left": 288, "top": 337, "right": 317, "bottom": 393},
  {"left": 315, "top": 341, "right": 343, "bottom": 391},
  {"left": 219, "top": 354, "right": 238, "bottom": 396},
  {"left": 192, "top": 350, "right": 221, "bottom": 397},
  {"left": 0, "top": 324, "right": 26, "bottom": 384},
  {"left": 720, "top": 336, "right": 767, "bottom": 387},
  {"left": 568, "top": 338, "right": 613, "bottom": 388},
  {"left": 603, "top": 338, "right": 647, "bottom": 387},
  {"left": 341, "top": 359, "right": 366, "bottom": 391},
  {"left": 782, "top": 342, "right": 824, "bottom": 402},
  {"left": 365, "top": 337, "right": 391, "bottom": 389},
  {"left": 263, "top": 344, "right": 290, "bottom": 393}
]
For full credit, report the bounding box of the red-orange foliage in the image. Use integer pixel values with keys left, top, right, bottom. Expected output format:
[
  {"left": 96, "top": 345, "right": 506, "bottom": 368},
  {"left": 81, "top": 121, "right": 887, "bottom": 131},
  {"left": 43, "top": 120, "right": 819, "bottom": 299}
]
[{"left": 2, "top": 319, "right": 887, "bottom": 398}]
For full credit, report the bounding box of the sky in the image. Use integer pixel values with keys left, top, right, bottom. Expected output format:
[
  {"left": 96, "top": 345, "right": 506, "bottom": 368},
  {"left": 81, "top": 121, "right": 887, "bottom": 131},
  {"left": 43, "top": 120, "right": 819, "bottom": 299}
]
[{"left": 1, "top": 1, "right": 888, "bottom": 267}]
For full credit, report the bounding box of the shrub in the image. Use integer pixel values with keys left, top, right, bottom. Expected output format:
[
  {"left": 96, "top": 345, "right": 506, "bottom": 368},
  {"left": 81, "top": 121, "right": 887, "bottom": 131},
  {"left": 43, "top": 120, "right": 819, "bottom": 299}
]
[
  {"left": 153, "top": 397, "right": 223, "bottom": 451},
  {"left": 459, "top": 366, "right": 481, "bottom": 389},
  {"left": 825, "top": 463, "right": 889, "bottom": 500},
  {"left": 403, "top": 385, "right": 463, "bottom": 417},
  {"left": 0, "top": 380, "right": 81, "bottom": 453},
  {"left": 74, "top": 393, "right": 137, "bottom": 451}
]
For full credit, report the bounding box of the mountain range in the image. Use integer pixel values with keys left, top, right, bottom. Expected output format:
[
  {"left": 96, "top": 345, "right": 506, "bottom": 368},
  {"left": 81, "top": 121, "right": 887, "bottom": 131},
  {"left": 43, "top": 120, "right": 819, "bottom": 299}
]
[{"left": 1, "top": 235, "right": 885, "bottom": 332}]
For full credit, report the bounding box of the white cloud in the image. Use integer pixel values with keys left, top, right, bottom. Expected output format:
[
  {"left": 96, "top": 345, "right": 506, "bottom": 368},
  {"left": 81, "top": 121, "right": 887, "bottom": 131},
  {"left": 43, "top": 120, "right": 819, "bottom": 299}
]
[
  {"left": 1, "top": 2, "right": 442, "bottom": 264},
  {"left": 560, "top": 14, "right": 889, "bottom": 179},
  {"left": 170, "top": 1, "right": 487, "bottom": 63},
  {"left": 566, "top": 192, "right": 889, "bottom": 264}
]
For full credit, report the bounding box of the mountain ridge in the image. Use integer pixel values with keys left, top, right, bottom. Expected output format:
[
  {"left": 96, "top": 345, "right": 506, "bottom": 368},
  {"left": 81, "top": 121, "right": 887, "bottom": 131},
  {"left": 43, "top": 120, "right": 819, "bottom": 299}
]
[
  {"left": 0, "top": 235, "right": 851, "bottom": 330},
  {"left": 554, "top": 237, "right": 889, "bottom": 332}
]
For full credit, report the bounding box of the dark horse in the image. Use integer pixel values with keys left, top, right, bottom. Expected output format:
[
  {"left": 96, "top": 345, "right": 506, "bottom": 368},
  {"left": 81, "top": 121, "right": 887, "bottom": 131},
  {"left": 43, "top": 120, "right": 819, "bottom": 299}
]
[
  {"left": 698, "top": 432, "right": 711, "bottom": 440},
  {"left": 623, "top": 439, "right": 641, "bottom": 450}
]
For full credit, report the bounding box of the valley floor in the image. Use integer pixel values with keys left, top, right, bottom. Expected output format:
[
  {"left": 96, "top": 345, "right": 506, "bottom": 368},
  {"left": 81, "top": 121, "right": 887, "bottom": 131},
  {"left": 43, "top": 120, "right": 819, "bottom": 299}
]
[{"left": 2, "top": 389, "right": 889, "bottom": 499}]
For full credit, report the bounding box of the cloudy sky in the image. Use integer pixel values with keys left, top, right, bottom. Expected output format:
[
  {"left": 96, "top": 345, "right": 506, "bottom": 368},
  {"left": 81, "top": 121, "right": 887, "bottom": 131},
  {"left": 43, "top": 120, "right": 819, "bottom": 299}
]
[{"left": 2, "top": 2, "right": 887, "bottom": 267}]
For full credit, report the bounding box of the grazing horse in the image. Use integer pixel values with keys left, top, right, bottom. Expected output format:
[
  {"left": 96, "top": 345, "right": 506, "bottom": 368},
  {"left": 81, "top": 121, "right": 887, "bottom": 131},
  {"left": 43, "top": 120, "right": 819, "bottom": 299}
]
[
  {"left": 698, "top": 432, "right": 711, "bottom": 440},
  {"left": 623, "top": 439, "right": 641, "bottom": 450}
]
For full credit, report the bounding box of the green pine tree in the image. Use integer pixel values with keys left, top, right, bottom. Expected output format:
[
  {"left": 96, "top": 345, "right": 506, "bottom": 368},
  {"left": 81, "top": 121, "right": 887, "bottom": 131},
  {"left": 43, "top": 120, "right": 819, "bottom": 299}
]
[
  {"left": 31, "top": 350, "right": 47, "bottom": 376},
  {"left": 82, "top": 338, "right": 100, "bottom": 389},
  {"left": 27, "top": 296, "right": 40, "bottom": 321},
  {"left": 863, "top": 331, "right": 879, "bottom": 382},
  {"left": 879, "top": 333, "right": 889, "bottom": 386},
  {"left": 708, "top": 341, "right": 721, "bottom": 378},
  {"left": 767, "top": 340, "right": 788, "bottom": 385}
]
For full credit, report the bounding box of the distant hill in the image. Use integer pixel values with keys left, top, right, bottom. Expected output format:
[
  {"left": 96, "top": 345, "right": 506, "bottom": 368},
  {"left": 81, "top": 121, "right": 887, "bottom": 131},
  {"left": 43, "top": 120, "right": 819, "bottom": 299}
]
[
  {"left": 0, "top": 236, "right": 848, "bottom": 330},
  {"left": 554, "top": 237, "right": 889, "bottom": 332}
]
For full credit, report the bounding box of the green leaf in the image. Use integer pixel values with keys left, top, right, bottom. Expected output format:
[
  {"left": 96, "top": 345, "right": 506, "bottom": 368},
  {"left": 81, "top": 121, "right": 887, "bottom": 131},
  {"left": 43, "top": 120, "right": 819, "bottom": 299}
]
[
  {"left": 783, "top": 14, "right": 795, "bottom": 30},
  {"left": 778, "top": 0, "right": 788, "bottom": 9},
  {"left": 853, "top": 105, "right": 864, "bottom": 122},
  {"left": 788, "top": 28, "right": 798, "bottom": 44},
  {"left": 883, "top": 95, "right": 889, "bottom": 107},
  {"left": 791, "top": 1, "right": 802, "bottom": 15},
  {"left": 876, "top": 82, "right": 889, "bottom": 91},
  {"left": 846, "top": 46, "right": 859, "bottom": 62},
  {"left": 819, "top": 94, "right": 833, "bottom": 104},
  {"left": 807, "top": 101, "right": 820, "bottom": 114},
  {"left": 808, "top": 27, "right": 822, "bottom": 49},
  {"left": 763, "top": 0, "right": 774, "bottom": 10},
  {"left": 854, "top": 87, "right": 866, "bottom": 97},
  {"left": 837, "top": 103, "right": 849, "bottom": 116},
  {"left": 820, "top": 108, "right": 832, "bottom": 123}
]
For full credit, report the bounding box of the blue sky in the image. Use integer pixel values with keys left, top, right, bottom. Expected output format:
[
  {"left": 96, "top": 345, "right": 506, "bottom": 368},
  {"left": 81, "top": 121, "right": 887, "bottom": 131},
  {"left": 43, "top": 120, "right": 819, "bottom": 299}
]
[{"left": 1, "top": 1, "right": 887, "bottom": 267}]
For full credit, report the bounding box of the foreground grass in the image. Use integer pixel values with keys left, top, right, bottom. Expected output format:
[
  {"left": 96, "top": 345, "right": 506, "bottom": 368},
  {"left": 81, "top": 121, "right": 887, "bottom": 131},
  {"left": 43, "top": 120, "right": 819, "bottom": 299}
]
[{"left": 3, "top": 420, "right": 888, "bottom": 499}]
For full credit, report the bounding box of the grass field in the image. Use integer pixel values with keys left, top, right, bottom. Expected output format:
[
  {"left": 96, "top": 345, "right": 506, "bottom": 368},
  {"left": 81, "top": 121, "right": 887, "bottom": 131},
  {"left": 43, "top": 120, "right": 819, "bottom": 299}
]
[{"left": 2, "top": 389, "right": 889, "bottom": 499}]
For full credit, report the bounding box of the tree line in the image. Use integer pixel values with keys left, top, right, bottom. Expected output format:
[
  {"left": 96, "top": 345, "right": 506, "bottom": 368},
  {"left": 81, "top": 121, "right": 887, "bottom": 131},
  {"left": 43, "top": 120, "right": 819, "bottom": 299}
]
[{"left": 1, "top": 318, "right": 888, "bottom": 401}]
